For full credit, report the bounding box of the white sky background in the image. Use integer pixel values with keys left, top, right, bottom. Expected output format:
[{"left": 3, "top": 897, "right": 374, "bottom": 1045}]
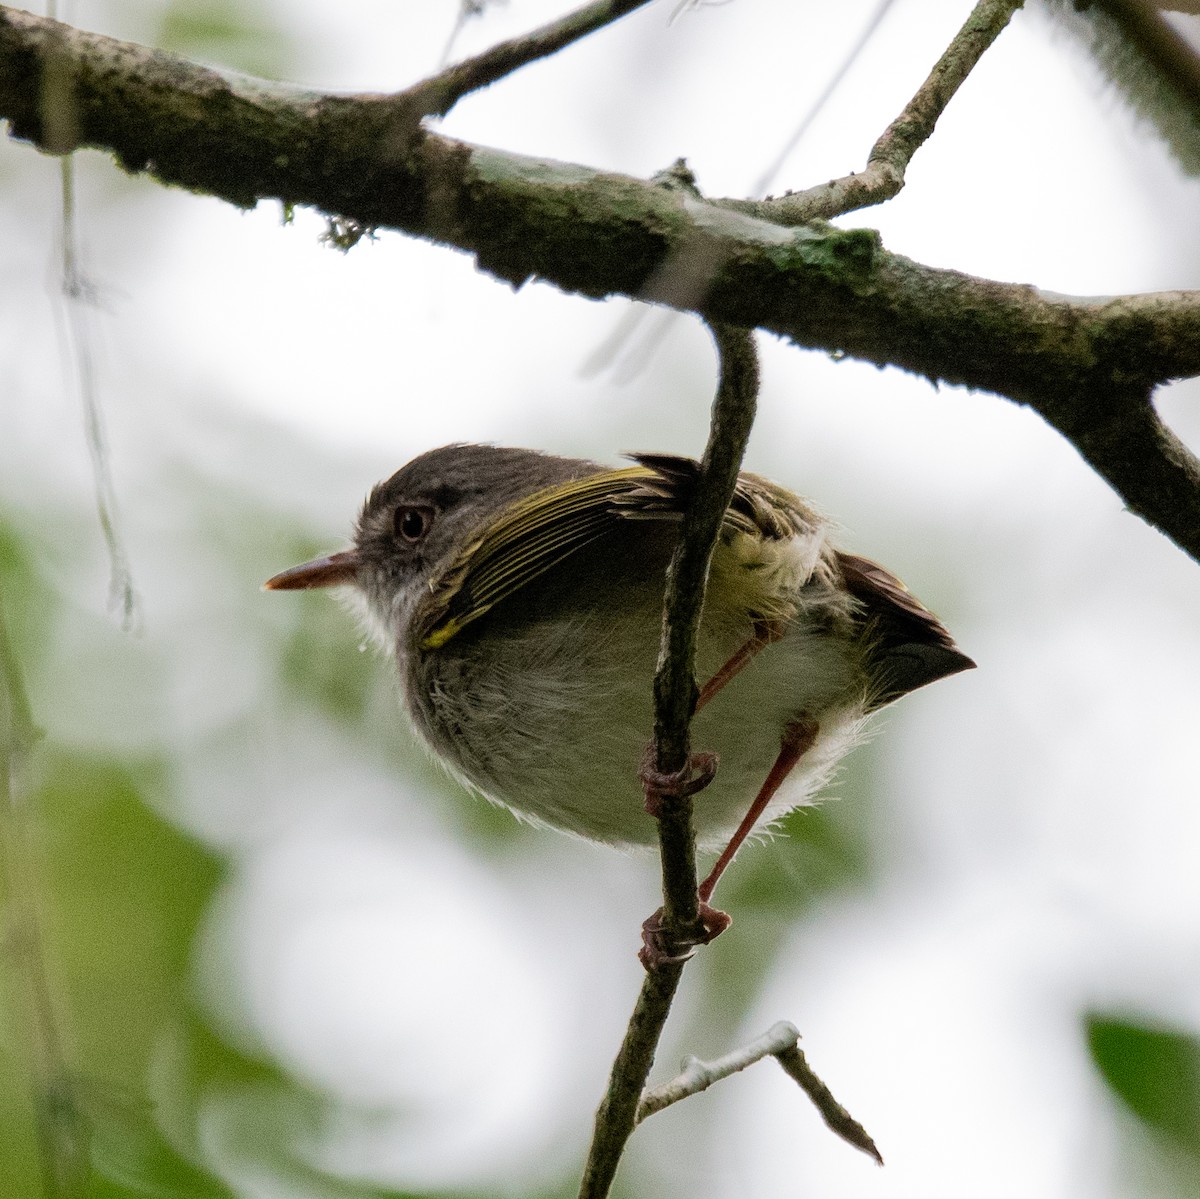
[{"left": 4, "top": 0, "right": 1200, "bottom": 1197}]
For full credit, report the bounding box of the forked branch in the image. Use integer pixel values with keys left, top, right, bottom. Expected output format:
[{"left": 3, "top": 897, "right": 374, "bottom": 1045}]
[
  {"left": 637, "top": 1021, "right": 882, "bottom": 1164},
  {"left": 718, "top": 0, "right": 1026, "bottom": 225}
]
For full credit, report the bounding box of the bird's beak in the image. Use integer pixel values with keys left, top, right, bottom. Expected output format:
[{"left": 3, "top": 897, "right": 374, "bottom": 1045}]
[{"left": 263, "top": 549, "right": 361, "bottom": 591}]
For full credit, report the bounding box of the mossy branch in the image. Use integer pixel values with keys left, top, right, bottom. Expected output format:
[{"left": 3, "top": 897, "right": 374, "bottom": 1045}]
[{"left": 3, "top": 5, "right": 1199, "bottom": 561}]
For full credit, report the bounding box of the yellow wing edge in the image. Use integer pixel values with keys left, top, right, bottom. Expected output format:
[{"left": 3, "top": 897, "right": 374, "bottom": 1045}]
[{"left": 416, "top": 465, "right": 659, "bottom": 650}]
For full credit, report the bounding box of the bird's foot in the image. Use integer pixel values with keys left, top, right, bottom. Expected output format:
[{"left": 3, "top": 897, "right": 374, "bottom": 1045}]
[
  {"left": 638, "top": 748, "right": 722, "bottom": 969},
  {"left": 639, "top": 748, "right": 718, "bottom": 818},
  {"left": 638, "top": 902, "right": 732, "bottom": 970}
]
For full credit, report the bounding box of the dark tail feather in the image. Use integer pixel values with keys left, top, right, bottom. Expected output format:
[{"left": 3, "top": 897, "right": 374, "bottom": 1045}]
[{"left": 836, "top": 551, "right": 975, "bottom": 710}]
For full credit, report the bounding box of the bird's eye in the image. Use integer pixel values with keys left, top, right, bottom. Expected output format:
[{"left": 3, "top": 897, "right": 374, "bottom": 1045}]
[{"left": 394, "top": 505, "right": 434, "bottom": 544}]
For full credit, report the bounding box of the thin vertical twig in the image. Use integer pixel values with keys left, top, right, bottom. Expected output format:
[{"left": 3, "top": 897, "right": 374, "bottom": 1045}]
[{"left": 577, "top": 323, "right": 759, "bottom": 1199}]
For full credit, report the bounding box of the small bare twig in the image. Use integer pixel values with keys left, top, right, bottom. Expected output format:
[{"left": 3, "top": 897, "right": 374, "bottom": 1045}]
[
  {"left": 751, "top": 0, "right": 898, "bottom": 198},
  {"left": 719, "top": 0, "right": 1025, "bottom": 225},
  {"left": 577, "top": 323, "right": 758, "bottom": 1199},
  {"left": 776, "top": 1041, "right": 883, "bottom": 1164},
  {"left": 636, "top": 1021, "right": 801, "bottom": 1120},
  {"left": 636, "top": 1020, "right": 882, "bottom": 1164},
  {"left": 582, "top": 0, "right": 1004, "bottom": 383},
  {"left": 400, "top": 0, "right": 658, "bottom": 120}
]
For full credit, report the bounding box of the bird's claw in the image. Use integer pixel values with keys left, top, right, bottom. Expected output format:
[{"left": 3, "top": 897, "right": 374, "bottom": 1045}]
[
  {"left": 639, "top": 748, "right": 718, "bottom": 817},
  {"left": 638, "top": 901, "right": 732, "bottom": 971}
]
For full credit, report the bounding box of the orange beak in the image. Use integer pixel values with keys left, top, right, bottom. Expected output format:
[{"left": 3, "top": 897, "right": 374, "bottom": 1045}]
[{"left": 263, "top": 549, "right": 360, "bottom": 591}]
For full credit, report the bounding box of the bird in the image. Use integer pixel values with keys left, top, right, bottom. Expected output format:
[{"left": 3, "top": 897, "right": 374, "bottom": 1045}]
[{"left": 265, "top": 443, "right": 974, "bottom": 939}]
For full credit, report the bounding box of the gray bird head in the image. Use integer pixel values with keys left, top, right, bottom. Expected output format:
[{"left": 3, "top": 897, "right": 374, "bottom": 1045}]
[{"left": 264, "top": 444, "right": 598, "bottom": 649}]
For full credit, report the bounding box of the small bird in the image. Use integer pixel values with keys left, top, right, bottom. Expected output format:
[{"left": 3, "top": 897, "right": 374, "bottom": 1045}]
[{"left": 266, "top": 444, "right": 973, "bottom": 926}]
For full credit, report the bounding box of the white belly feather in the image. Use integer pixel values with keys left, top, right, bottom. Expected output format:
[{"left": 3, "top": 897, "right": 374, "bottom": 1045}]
[{"left": 403, "top": 527, "right": 870, "bottom": 849}]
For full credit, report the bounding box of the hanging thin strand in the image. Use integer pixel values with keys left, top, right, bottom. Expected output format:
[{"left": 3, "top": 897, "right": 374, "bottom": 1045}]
[{"left": 56, "top": 155, "right": 139, "bottom": 630}]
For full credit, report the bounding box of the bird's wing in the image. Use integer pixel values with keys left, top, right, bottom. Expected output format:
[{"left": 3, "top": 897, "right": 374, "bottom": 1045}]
[
  {"left": 418, "top": 465, "right": 667, "bottom": 649},
  {"left": 418, "top": 454, "right": 821, "bottom": 651},
  {"left": 622, "top": 453, "right": 816, "bottom": 541}
]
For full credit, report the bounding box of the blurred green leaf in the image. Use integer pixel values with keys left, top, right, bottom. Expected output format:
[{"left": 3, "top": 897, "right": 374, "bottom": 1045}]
[
  {"left": 0, "top": 1064, "right": 48, "bottom": 1199},
  {"left": 38, "top": 753, "right": 222, "bottom": 1079},
  {"left": 1086, "top": 1011, "right": 1200, "bottom": 1158},
  {"left": 0, "top": 746, "right": 230, "bottom": 1198}
]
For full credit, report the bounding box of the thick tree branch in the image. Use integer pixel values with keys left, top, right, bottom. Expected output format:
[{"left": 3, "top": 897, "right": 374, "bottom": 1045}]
[
  {"left": 3, "top": 7, "right": 1200, "bottom": 563},
  {"left": 5, "top": 9, "right": 1197, "bottom": 391},
  {"left": 724, "top": 0, "right": 1026, "bottom": 224},
  {"left": 578, "top": 325, "right": 757, "bottom": 1199}
]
